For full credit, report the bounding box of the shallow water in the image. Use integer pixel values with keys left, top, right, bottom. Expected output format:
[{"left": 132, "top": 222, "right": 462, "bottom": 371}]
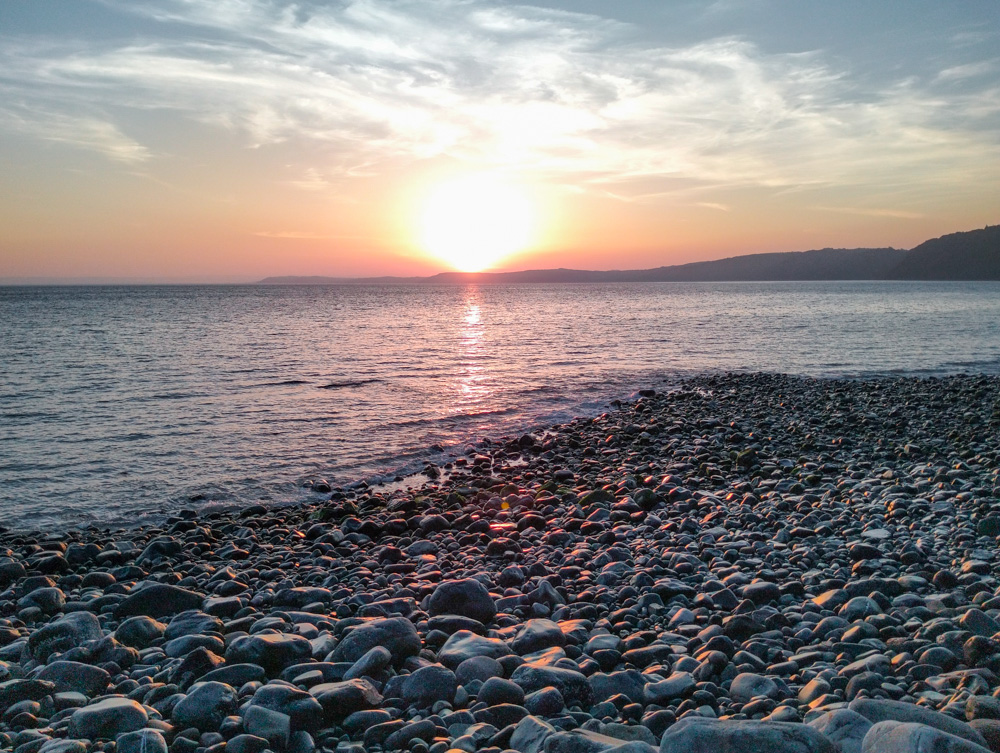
[{"left": 2, "top": 281, "right": 999, "bottom": 529}]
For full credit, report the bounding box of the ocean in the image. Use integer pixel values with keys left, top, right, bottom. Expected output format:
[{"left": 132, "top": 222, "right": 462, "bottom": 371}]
[{"left": 2, "top": 281, "right": 999, "bottom": 530}]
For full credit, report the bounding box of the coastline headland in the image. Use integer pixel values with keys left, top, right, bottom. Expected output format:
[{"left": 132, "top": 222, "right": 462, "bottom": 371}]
[{"left": 2, "top": 373, "right": 1000, "bottom": 752}]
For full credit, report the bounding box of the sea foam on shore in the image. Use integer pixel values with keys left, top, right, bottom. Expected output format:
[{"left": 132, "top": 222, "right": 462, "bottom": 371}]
[{"left": 2, "top": 373, "right": 1000, "bottom": 753}]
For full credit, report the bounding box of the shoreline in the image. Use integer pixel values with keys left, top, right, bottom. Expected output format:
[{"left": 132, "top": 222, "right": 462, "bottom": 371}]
[{"left": 2, "top": 372, "right": 1000, "bottom": 752}]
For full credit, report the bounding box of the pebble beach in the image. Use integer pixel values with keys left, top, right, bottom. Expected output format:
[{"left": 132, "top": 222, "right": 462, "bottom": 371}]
[{"left": 3, "top": 372, "right": 1000, "bottom": 753}]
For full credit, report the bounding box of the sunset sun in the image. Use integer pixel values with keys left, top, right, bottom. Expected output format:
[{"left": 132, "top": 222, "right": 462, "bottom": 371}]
[{"left": 420, "top": 175, "right": 534, "bottom": 272}]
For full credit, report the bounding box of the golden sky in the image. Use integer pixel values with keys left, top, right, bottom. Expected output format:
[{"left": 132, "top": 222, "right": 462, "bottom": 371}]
[{"left": 1, "top": 1, "right": 999, "bottom": 281}]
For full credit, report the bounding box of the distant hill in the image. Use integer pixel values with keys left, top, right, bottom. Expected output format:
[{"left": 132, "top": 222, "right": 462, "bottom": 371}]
[
  {"left": 259, "top": 224, "right": 1000, "bottom": 284},
  {"left": 891, "top": 225, "right": 1000, "bottom": 280}
]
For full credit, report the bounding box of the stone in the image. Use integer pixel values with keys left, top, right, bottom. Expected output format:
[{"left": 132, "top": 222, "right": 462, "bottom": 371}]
[
  {"left": 227, "top": 735, "right": 271, "bottom": 753},
  {"left": 34, "top": 661, "right": 110, "bottom": 697},
  {"left": 116, "top": 583, "right": 204, "bottom": 618},
  {"left": 0, "top": 679, "right": 56, "bottom": 710},
  {"left": 808, "top": 709, "right": 872, "bottom": 753},
  {"left": 479, "top": 677, "right": 526, "bottom": 707},
  {"left": 511, "top": 715, "right": 556, "bottom": 753},
  {"left": 659, "top": 717, "right": 838, "bottom": 753},
  {"left": 428, "top": 579, "right": 497, "bottom": 624},
  {"left": 28, "top": 612, "right": 103, "bottom": 662},
  {"left": 439, "top": 630, "right": 513, "bottom": 669},
  {"left": 329, "top": 617, "right": 422, "bottom": 667},
  {"left": 850, "top": 699, "right": 989, "bottom": 747},
  {"left": 512, "top": 620, "right": 566, "bottom": 655},
  {"left": 730, "top": 673, "right": 780, "bottom": 703},
  {"left": 401, "top": 664, "right": 457, "bottom": 708},
  {"left": 115, "top": 616, "right": 166, "bottom": 649},
  {"left": 343, "top": 646, "right": 393, "bottom": 680},
  {"left": 115, "top": 729, "right": 168, "bottom": 753},
  {"left": 171, "top": 681, "right": 239, "bottom": 731},
  {"left": 67, "top": 697, "right": 148, "bottom": 740},
  {"left": 248, "top": 683, "right": 324, "bottom": 732},
  {"left": 163, "top": 610, "right": 223, "bottom": 640},
  {"left": 243, "top": 705, "right": 291, "bottom": 750},
  {"left": 861, "top": 721, "right": 992, "bottom": 753},
  {"left": 225, "top": 633, "right": 313, "bottom": 675},
  {"left": 511, "top": 664, "right": 592, "bottom": 707},
  {"left": 310, "top": 679, "right": 383, "bottom": 721},
  {"left": 644, "top": 672, "right": 695, "bottom": 705}
]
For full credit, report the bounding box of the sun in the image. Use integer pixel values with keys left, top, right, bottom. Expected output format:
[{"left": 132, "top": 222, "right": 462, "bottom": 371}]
[{"left": 420, "top": 174, "right": 534, "bottom": 272}]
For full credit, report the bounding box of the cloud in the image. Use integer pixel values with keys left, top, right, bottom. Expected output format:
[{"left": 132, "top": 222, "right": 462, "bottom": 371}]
[
  {"left": 0, "top": 103, "right": 151, "bottom": 163},
  {"left": 813, "top": 206, "right": 924, "bottom": 220},
  {"left": 1, "top": 0, "right": 998, "bottom": 198}
]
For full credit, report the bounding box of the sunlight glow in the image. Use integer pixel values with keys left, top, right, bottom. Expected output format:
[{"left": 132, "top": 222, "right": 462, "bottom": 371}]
[{"left": 420, "top": 175, "right": 534, "bottom": 272}]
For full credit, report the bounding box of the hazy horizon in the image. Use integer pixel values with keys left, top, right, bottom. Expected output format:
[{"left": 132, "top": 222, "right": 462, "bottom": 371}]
[{"left": 2, "top": 1, "right": 999, "bottom": 280}]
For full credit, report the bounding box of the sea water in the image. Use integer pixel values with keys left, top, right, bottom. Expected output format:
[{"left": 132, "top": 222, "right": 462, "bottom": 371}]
[{"left": 2, "top": 281, "right": 999, "bottom": 529}]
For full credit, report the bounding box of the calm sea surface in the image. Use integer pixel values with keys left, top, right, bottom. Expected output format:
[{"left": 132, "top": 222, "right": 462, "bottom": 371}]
[{"left": 2, "top": 282, "right": 999, "bottom": 530}]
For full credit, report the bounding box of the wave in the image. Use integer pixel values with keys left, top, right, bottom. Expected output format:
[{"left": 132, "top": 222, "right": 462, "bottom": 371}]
[{"left": 318, "top": 378, "right": 382, "bottom": 389}]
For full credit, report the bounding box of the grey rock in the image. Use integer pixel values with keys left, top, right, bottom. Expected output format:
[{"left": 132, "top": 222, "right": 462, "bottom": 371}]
[
  {"left": 310, "top": 678, "right": 383, "bottom": 721},
  {"left": 439, "top": 630, "right": 513, "bottom": 669},
  {"left": 67, "top": 697, "right": 148, "bottom": 740},
  {"left": 850, "top": 699, "right": 988, "bottom": 747},
  {"left": 644, "top": 672, "right": 695, "bottom": 705},
  {"left": 343, "top": 646, "right": 393, "bottom": 680},
  {"left": 34, "top": 661, "right": 110, "bottom": 697},
  {"left": 115, "top": 616, "right": 166, "bottom": 649},
  {"left": 401, "top": 664, "right": 457, "bottom": 708},
  {"left": 511, "top": 663, "right": 592, "bottom": 707},
  {"left": 808, "top": 709, "right": 872, "bottom": 753},
  {"left": 116, "top": 583, "right": 204, "bottom": 618},
  {"left": 861, "top": 721, "right": 992, "bottom": 753},
  {"left": 428, "top": 579, "right": 497, "bottom": 624},
  {"left": 511, "top": 715, "right": 557, "bottom": 753},
  {"left": 171, "top": 681, "right": 238, "bottom": 731},
  {"left": 163, "top": 610, "right": 223, "bottom": 640},
  {"left": 29, "top": 612, "right": 103, "bottom": 662},
  {"left": 225, "top": 633, "right": 313, "bottom": 675},
  {"left": 243, "top": 704, "right": 291, "bottom": 750},
  {"left": 512, "top": 619, "right": 566, "bottom": 655},
  {"left": 329, "top": 617, "right": 422, "bottom": 668},
  {"left": 115, "top": 729, "right": 168, "bottom": 753},
  {"left": 248, "top": 683, "right": 324, "bottom": 732},
  {"left": 659, "top": 717, "right": 838, "bottom": 753},
  {"left": 730, "top": 673, "right": 781, "bottom": 703}
]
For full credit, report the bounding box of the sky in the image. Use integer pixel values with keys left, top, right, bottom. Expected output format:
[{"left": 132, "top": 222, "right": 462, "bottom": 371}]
[{"left": 1, "top": 0, "right": 999, "bottom": 281}]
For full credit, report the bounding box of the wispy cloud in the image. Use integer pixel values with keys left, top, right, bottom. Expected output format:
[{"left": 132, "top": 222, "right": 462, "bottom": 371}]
[
  {"left": 1, "top": 0, "right": 998, "bottom": 199},
  {"left": 0, "top": 103, "right": 151, "bottom": 163},
  {"left": 813, "top": 206, "right": 924, "bottom": 220}
]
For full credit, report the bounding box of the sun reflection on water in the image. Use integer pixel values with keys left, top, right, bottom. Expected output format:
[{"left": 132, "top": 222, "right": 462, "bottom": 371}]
[{"left": 456, "top": 288, "right": 491, "bottom": 409}]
